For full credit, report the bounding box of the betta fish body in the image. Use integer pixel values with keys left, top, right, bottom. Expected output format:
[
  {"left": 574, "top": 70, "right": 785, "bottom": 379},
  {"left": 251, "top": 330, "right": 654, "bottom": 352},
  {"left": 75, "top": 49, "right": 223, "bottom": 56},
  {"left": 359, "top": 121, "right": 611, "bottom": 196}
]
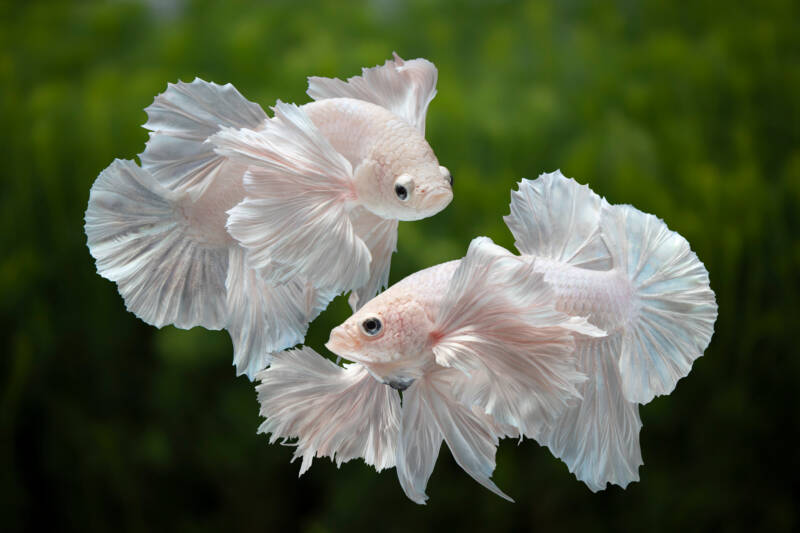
[
  {"left": 84, "top": 54, "right": 453, "bottom": 378},
  {"left": 255, "top": 171, "right": 717, "bottom": 502}
]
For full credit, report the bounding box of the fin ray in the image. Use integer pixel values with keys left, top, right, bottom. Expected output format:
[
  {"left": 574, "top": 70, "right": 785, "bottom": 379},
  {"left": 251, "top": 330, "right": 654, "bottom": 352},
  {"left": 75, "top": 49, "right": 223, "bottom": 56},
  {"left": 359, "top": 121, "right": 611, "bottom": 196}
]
[
  {"left": 424, "top": 370, "right": 513, "bottom": 502},
  {"left": 215, "top": 102, "right": 371, "bottom": 291},
  {"left": 539, "top": 335, "right": 643, "bottom": 491},
  {"left": 432, "top": 237, "right": 599, "bottom": 437},
  {"left": 504, "top": 171, "right": 611, "bottom": 269},
  {"left": 396, "top": 380, "right": 443, "bottom": 505},
  {"left": 226, "top": 248, "right": 336, "bottom": 379},
  {"left": 347, "top": 206, "right": 398, "bottom": 311},
  {"left": 256, "top": 348, "right": 400, "bottom": 474},
  {"left": 141, "top": 78, "right": 266, "bottom": 199},
  {"left": 601, "top": 203, "right": 718, "bottom": 404},
  {"left": 308, "top": 52, "right": 437, "bottom": 134},
  {"left": 85, "top": 159, "right": 228, "bottom": 330}
]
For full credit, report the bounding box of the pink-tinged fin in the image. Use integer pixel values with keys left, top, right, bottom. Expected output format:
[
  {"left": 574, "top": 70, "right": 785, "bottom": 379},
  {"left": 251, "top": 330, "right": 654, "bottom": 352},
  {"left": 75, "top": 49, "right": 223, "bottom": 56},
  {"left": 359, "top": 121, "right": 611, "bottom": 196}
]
[
  {"left": 225, "top": 248, "right": 337, "bottom": 379},
  {"left": 347, "top": 206, "right": 398, "bottom": 311},
  {"left": 85, "top": 159, "right": 228, "bottom": 330},
  {"left": 600, "top": 203, "right": 718, "bottom": 404},
  {"left": 307, "top": 52, "right": 438, "bottom": 135},
  {"left": 213, "top": 102, "right": 371, "bottom": 291},
  {"left": 539, "top": 335, "right": 643, "bottom": 491},
  {"left": 396, "top": 378, "right": 443, "bottom": 505},
  {"left": 397, "top": 369, "right": 513, "bottom": 504},
  {"left": 432, "top": 237, "right": 601, "bottom": 437},
  {"left": 256, "top": 348, "right": 401, "bottom": 474},
  {"left": 141, "top": 78, "right": 267, "bottom": 200},
  {"left": 504, "top": 171, "right": 611, "bottom": 270}
]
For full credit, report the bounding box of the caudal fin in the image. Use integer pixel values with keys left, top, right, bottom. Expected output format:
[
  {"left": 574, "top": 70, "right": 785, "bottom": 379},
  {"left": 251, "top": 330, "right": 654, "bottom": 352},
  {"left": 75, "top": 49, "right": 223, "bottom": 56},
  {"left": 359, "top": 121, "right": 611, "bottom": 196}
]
[
  {"left": 600, "top": 203, "right": 718, "bottom": 404},
  {"left": 85, "top": 159, "right": 228, "bottom": 330},
  {"left": 502, "top": 171, "right": 716, "bottom": 491}
]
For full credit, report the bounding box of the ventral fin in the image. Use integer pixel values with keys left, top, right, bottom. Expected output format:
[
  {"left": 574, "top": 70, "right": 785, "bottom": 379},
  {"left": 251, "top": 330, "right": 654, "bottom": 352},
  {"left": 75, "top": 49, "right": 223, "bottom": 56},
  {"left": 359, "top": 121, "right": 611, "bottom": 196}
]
[
  {"left": 539, "top": 335, "right": 643, "bottom": 492},
  {"left": 347, "top": 206, "right": 399, "bottom": 311}
]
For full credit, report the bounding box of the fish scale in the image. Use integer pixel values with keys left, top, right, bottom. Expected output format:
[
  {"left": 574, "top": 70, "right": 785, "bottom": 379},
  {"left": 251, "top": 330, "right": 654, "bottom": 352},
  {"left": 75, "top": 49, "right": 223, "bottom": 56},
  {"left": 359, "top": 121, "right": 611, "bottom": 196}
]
[{"left": 530, "top": 257, "right": 636, "bottom": 334}]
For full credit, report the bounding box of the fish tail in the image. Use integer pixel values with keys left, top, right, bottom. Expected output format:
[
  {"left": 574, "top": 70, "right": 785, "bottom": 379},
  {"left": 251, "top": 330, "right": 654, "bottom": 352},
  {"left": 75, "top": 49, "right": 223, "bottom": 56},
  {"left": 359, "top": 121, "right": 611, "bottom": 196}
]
[
  {"left": 600, "top": 201, "right": 718, "bottom": 404},
  {"left": 505, "top": 171, "right": 716, "bottom": 491},
  {"left": 505, "top": 171, "right": 717, "bottom": 404},
  {"left": 85, "top": 159, "right": 228, "bottom": 330}
]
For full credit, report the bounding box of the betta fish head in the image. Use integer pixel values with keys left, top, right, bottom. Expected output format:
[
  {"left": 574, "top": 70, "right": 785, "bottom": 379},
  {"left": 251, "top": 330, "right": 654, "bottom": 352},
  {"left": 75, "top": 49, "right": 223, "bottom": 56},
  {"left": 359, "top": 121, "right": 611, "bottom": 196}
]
[
  {"left": 352, "top": 127, "right": 453, "bottom": 221},
  {"left": 325, "top": 289, "right": 435, "bottom": 389}
]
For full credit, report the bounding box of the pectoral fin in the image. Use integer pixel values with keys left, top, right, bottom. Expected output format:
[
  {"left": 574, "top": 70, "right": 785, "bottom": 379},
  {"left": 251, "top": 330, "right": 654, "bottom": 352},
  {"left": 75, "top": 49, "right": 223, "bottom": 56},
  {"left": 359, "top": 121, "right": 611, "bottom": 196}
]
[
  {"left": 213, "top": 102, "right": 371, "bottom": 292},
  {"left": 431, "top": 237, "right": 599, "bottom": 437}
]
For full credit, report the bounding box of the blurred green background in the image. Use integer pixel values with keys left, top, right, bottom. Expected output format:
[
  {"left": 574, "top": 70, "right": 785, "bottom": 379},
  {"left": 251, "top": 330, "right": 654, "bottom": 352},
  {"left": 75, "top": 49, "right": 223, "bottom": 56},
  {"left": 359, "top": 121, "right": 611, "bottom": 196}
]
[{"left": 2, "top": 0, "right": 798, "bottom": 531}]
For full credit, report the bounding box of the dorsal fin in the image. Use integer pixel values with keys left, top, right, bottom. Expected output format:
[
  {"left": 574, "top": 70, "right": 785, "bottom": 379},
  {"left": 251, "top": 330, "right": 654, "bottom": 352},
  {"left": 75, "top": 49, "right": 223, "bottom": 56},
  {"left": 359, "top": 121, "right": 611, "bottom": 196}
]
[
  {"left": 307, "top": 53, "right": 438, "bottom": 135},
  {"left": 504, "top": 171, "right": 611, "bottom": 269}
]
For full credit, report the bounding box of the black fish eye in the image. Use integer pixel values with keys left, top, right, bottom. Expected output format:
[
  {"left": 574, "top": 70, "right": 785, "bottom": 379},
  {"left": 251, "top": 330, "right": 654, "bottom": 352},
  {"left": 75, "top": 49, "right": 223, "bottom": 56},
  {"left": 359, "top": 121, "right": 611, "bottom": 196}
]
[
  {"left": 447, "top": 173, "right": 453, "bottom": 186},
  {"left": 394, "top": 184, "right": 408, "bottom": 201},
  {"left": 361, "top": 317, "right": 382, "bottom": 336}
]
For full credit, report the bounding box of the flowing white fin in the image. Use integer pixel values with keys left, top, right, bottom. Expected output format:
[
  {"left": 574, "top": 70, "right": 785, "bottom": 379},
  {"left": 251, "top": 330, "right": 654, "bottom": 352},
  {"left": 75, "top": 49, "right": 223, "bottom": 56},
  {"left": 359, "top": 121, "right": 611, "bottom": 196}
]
[
  {"left": 431, "top": 237, "right": 601, "bottom": 437},
  {"left": 141, "top": 78, "right": 267, "bottom": 200},
  {"left": 225, "top": 248, "right": 337, "bottom": 379},
  {"left": 307, "top": 52, "right": 437, "bottom": 135},
  {"left": 397, "top": 368, "right": 512, "bottom": 504},
  {"left": 85, "top": 159, "right": 228, "bottom": 329},
  {"left": 539, "top": 335, "right": 643, "bottom": 491},
  {"left": 396, "top": 378, "right": 443, "bottom": 505},
  {"left": 600, "top": 203, "right": 718, "bottom": 404},
  {"left": 504, "top": 171, "right": 611, "bottom": 270},
  {"left": 256, "top": 348, "right": 400, "bottom": 474},
  {"left": 347, "top": 206, "right": 398, "bottom": 311},
  {"left": 213, "top": 101, "right": 371, "bottom": 291}
]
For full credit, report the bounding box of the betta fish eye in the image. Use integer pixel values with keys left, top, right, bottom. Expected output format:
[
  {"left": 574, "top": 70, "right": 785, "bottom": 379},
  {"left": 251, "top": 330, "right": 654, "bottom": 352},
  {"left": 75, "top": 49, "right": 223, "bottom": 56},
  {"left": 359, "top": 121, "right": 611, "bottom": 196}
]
[
  {"left": 360, "top": 316, "right": 383, "bottom": 337},
  {"left": 393, "top": 174, "right": 414, "bottom": 202},
  {"left": 440, "top": 165, "right": 453, "bottom": 187}
]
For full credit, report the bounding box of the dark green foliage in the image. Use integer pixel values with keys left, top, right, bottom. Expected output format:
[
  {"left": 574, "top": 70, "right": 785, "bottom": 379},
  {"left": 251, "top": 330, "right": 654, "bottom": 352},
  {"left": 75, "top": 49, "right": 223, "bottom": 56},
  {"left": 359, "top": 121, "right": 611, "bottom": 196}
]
[{"left": 1, "top": 0, "right": 798, "bottom": 531}]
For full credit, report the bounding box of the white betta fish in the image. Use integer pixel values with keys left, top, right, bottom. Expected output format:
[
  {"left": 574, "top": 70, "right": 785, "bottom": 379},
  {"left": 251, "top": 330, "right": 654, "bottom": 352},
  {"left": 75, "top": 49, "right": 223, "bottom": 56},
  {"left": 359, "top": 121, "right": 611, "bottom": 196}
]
[
  {"left": 255, "top": 171, "right": 717, "bottom": 503},
  {"left": 84, "top": 54, "right": 453, "bottom": 379}
]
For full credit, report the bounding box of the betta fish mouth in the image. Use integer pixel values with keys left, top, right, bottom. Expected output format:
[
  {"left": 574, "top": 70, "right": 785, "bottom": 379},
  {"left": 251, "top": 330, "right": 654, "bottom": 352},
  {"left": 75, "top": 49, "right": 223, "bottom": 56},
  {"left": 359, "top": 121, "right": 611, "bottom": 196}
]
[
  {"left": 422, "top": 186, "right": 453, "bottom": 212},
  {"left": 401, "top": 185, "right": 453, "bottom": 221},
  {"left": 325, "top": 327, "right": 362, "bottom": 361},
  {"left": 325, "top": 326, "right": 367, "bottom": 363}
]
